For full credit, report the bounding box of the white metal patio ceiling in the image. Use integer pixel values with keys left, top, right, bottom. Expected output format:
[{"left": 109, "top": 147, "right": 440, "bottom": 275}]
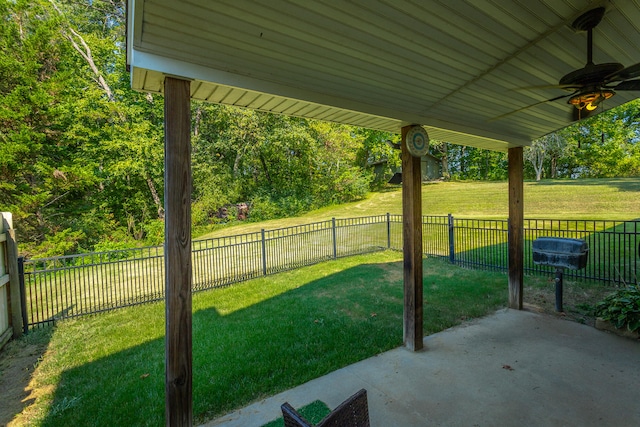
[{"left": 126, "top": 0, "right": 640, "bottom": 151}]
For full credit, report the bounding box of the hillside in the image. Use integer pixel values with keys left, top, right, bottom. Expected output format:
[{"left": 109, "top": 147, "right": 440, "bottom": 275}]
[{"left": 200, "top": 178, "right": 640, "bottom": 239}]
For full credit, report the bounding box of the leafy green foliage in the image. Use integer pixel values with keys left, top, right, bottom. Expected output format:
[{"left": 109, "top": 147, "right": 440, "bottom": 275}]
[
  {"left": 524, "top": 100, "right": 640, "bottom": 180},
  {"left": 1, "top": 2, "right": 390, "bottom": 257},
  {"left": 430, "top": 141, "right": 508, "bottom": 181},
  {"left": 191, "top": 105, "right": 373, "bottom": 222},
  {"left": 2, "top": 1, "right": 639, "bottom": 259},
  {"left": 595, "top": 285, "right": 640, "bottom": 332},
  {"left": 355, "top": 128, "right": 400, "bottom": 189}
]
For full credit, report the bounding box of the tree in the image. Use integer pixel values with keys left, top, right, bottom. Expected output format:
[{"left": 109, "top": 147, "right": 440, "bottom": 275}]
[
  {"left": 525, "top": 134, "right": 565, "bottom": 181},
  {"left": 0, "top": 0, "right": 95, "bottom": 253},
  {"left": 444, "top": 144, "right": 507, "bottom": 180},
  {"left": 0, "top": 0, "right": 167, "bottom": 255},
  {"left": 354, "top": 128, "right": 399, "bottom": 188},
  {"left": 308, "top": 120, "right": 370, "bottom": 205},
  {"left": 558, "top": 100, "right": 640, "bottom": 178},
  {"left": 2, "top": 0, "right": 638, "bottom": 257},
  {"left": 430, "top": 140, "right": 450, "bottom": 180}
]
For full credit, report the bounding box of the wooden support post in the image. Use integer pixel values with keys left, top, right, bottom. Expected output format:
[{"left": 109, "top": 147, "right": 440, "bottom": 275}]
[
  {"left": 164, "top": 76, "right": 193, "bottom": 426},
  {"left": 401, "top": 125, "right": 423, "bottom": 351},
  {"left": 508, "top": 147, "right": 524, "bottom": 310}
]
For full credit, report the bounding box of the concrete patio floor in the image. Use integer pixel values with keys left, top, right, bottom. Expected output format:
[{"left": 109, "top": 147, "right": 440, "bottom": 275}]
[{"left": 204, "top": 308, "right": 639, "bottom": 427}]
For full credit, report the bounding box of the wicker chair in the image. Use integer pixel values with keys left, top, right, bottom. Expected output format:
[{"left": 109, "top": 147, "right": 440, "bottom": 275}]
[{"left": 281, "top": 388, "right": 370, "bottom": 427}]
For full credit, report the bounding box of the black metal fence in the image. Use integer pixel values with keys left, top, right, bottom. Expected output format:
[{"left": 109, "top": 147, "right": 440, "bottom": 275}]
[{"left": 19, "top": 214, "right": 639, "bottom": 328}]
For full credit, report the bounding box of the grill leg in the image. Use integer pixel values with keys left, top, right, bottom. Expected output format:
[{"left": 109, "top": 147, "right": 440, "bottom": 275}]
[{"left": 554, "top": 267, "right": 564, "bottom": 312}]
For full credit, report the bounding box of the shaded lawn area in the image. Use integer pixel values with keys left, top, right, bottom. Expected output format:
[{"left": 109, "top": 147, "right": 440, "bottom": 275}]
[{"left": 18, "top": 251, "right": 509, "bottom": 426}]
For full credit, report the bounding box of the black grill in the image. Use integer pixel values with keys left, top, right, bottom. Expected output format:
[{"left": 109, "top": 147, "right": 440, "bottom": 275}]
[{"left": 532, "top": 237, "right": 589, "bottom": 312}]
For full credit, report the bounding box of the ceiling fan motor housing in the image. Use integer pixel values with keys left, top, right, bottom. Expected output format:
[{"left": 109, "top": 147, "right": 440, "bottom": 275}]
[
  {"left": 498, "top": 7, "right": 639, "bottom": 122},
  {"left": 560, "top": 7, "right": 621, "bottom": 87},
  {"left": 559, "top": 63, "right": 624, "bottom": 87},
  {"left": 571, "top": 7, "right": 605, "bottom": 32},
  {"left": 559, "top": 7, "right": 632, "bottom": 115}
]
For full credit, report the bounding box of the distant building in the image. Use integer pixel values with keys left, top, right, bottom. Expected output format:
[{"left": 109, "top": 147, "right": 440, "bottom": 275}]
[
  {"left": 420, "top": 153, "right": 442, "bottom": 181},
  {"left": 374, "top": 153, "right": 442, "bottom": 184}
]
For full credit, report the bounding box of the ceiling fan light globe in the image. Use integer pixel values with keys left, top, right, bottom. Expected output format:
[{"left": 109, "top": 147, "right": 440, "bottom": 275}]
[{"left": 568, "top": 89, "right": 614, "bottom": 109}]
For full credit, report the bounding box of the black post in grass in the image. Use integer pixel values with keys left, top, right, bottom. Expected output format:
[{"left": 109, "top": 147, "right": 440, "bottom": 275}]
[
  {"left": 448, "top": 214, "right": 455, "bottom": 264},
  {"left": 387, "top": 213, "right": 391, "bottom": 249},
  {"left": 332, "top": 218, "right": 337, "bottom": 259},
  {"left": 261, "top": 229, "right": 267, "bottom": 276},
  {"left": 18, "top": 256, "right": 28, "bottom": 334}
]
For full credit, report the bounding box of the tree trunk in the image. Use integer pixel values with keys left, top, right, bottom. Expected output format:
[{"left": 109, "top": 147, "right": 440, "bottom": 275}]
[
  {"left": 146, "top": 176, "right": 165, "bottom": 220},
  {"left": 440, "top": 144, "right": 449, "bottom": 179},
  {"left": 460, "top": 146, "right": 466, "bottom": 175},
  {"left": 233, "top": 150, "right": 243, "bottom": 178},
  {"left": 259, "top": 154, "right": 272, "bottom": 187},
  {"left": 484, "top": 151, "right": 489, "bottom": 180},
  {"left": 50, "top": 1, "right": 114, "bottom": 101},
  {"left": 535, "top": 151, "right": 544, "bottom": 181},
  {"left": 193, "top": 105, "right": 202, "bottom": 138},
  {"left": 528, "top": 145, "right": 545, "bottom": 182}
]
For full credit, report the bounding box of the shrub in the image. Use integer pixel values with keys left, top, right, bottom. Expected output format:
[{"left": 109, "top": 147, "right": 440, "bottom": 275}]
[
  {"left": 595, "top": 285, "right": 640, "bottom": 332},
  {"left": 247, "top": 196, "right": 281, "bottom": 222},
  {"left": 32, "top": 229, "right": 86, "bottom": 258},
  {"left": 142, "top": 219, "right": 165, "bottom": 245},
  {"left": 92, "top": 238, "right": 137, "bottom": 261}
]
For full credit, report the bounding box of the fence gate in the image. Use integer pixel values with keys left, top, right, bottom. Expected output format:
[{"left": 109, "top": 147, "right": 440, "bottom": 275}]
[
  {"left": 1, "top": 212, "right": 22, "bottom": 349},
  {"left": 0, "top": 213, "right": 12, "bottom": 347}
]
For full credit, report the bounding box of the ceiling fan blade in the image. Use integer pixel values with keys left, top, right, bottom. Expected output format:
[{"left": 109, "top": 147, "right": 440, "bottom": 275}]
[
  {"left": 489, "top": 93, "right": 573, "bottom": 121},
  {"left": 513, "top": 84, "right": 582, "bottom": 91},
  {"left": 605, "top": 62, "right": 640, "bottom": 82},
  {"left": 613, "top": 79, "right": 640, "bottom": 91}
]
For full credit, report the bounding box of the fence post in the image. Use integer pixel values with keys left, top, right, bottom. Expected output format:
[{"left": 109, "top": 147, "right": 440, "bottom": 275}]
[
  {"left": 18, "top": 257, "right": 28, "bottom": 334},
  {"left": 6, "top": 227, "right": 23, "bottom": 338},
  {"left": 261, "top": 229, "right": 267, "bottom": 276},
  {"left": 448, "top": 214, "right": 455, "bottom": 264},
  {"left": 332, "top": 218, "right": 337, "bottom": 259},
  {"left": 386, "top": 213, "right": 391, "bottom": 249}
]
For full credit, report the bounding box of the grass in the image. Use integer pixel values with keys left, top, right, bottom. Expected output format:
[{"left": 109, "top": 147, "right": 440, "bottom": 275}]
[
  {"left": 22, "top": 178, "right": 639, "bottom": 326},
  {"left": 14, "top": 251, "right": 511, "bottom": 426},
  {"left": 523, "top": 273, "right": 616, "bottom": 326},
  {"left": 262, "top": 400, "right": 330, "bottom": 427},
  {"left": 7, "top": 177, "right": 639, "bottom": 425},
  {"left": 200, "top": 178, "right": 640, "bottom": 238}
]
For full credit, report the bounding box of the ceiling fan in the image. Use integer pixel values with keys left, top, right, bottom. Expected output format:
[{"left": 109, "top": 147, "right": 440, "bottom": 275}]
[{"left": 498, "top": 7, "right": 640, "bottom": 121}]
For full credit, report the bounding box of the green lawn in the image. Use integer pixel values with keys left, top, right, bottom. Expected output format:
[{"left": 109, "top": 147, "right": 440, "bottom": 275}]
[
  {"left": 7, "top": 177, "right": 639, "bottom": 426},
  {"left": 16, "top": 252, "right": 510, "bottom": 426},
  {"left": 200, "top": 178, "right": 640, "bottom": 238}
]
